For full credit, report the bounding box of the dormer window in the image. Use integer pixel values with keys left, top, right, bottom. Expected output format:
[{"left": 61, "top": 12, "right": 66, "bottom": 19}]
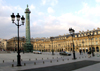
[
  {"left": 81, "top": 34, "right": 83, "bottom": 36},
  {"left": 94, "top": 32, "right": 97, "bottom": 35},
  {"left": 98, "top": 31, "right": 100, "bottom": 34},
  {"left": 84, "top": 33, "right": 86, "bottom": 36},
  {"left": 78, "top": 34, "right": 80, "bottom": 37},
  {"left": 75, "top": 35, "right": 77, "bottom": 37}
]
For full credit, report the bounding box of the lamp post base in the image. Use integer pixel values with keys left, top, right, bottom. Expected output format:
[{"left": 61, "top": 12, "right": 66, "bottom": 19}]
[
  {"left": 72, "top": 58, "right": 77, "bottom": 60},
  {"left": 17, "top": 55, "right": 21, "bottom": 66}
]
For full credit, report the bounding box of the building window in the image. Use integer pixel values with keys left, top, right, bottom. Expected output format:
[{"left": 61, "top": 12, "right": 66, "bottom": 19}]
[
  {"left": 84, "top": 33, "right": 86, "bottom": 36},
  {"left": 96, "top": 41, "right": 98, "bottom": 45},
  {"left": 81, "top": 34, "right": 83, "bottom": 36},
  {"left": 78, "top": 34, "right": 80, "bottom": 37},
  {"left": 94, "top": 32, "right": 97, "bottom": 35},
  {"left": 75, "top": 35, "right": 77, "bottom": 37},
  {"left": 98, "top": 31, "right": 100, "bottom": 34}
]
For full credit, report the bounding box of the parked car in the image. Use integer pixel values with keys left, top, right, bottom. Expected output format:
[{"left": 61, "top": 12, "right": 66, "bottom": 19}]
[
  {"left": 59, "top": 51, "right": 71, "bottom": 56},
  {"left": 33, "top": 51, "right": 42, "bottom": 54}
]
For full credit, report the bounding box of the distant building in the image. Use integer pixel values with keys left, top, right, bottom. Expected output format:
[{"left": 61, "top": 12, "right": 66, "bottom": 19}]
[{"left": 5, "top": 27, "right": 100, "bottom": 52}]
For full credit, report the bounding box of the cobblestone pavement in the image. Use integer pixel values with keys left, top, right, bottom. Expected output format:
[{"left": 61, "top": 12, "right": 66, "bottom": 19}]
[
  {"left": 20, "top": 60, "right": 100, "bottom": 71},
  {"left": 0, "top": 52, "right": 100, "bottom": 71}
]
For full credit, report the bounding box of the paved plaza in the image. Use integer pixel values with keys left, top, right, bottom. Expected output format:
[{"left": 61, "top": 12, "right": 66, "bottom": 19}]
[{"left": 0, "top": 52, "right": 100, "bottom": 71}]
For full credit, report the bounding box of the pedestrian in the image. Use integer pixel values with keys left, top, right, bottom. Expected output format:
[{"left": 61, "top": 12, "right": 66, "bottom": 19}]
[
  {"left": 79, "top": 50, "right": 82, "bottom": 55},
  {"left": 88, "top": 50, "right": 91, "bottom": 58}
]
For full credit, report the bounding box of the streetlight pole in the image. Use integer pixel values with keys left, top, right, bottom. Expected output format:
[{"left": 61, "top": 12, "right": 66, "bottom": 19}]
[
  {"left": 69, "top": 28, "right": 76, "bottom": 59},
  {"left": 82, "top": 41, "right": 84, "bottom": 52},
  {"left": 50, "top": 37, "right": 54, "bottom": 55},
  {"left": 88, "top": 31, "right": 94, "bottom": 56},
  {"left": 11, "top": 13, "right": 25, "bottom": 66}
]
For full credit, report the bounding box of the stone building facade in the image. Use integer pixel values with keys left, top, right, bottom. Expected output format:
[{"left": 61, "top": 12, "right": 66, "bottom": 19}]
[{"left": 3, "top": 28, "right": 100, "bottom": 52}]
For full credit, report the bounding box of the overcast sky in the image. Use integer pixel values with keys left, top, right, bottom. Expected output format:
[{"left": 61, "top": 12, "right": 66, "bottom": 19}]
[{"left": 0, "top": 0, "right": 100, "bottom": 39}]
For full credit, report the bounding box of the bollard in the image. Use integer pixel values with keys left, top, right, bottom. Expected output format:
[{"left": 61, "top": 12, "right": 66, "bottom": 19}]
[
  {"left": 13, "top": 60, "right": 14, "bottom": 62},
  {"left": 62, "top": 59, "right": 64, "bottom": 61},
  {"left": 34, "top": 62, "right": 36, "bottom": 65},
  {"left": 3, "top": 60, "right": 4, "bottom": 63},
  {"left": 57, "top": 57, "right": 58, "bottom": 58},
  {"left": 61, "top": 57, "right": 62, "bottom": 58},
  {"left": 42, "top": 58, "right": 43, "bottom": 60},
  {"left": 79, "top": 57, "right": 80, "bottom": 59},
  {"left": 47, "top": 58, "right": 48, "bottom": 59},
  {"left": 12, "top": 64, "right": 14, "bottom": 67},
  {"left": 50, "top": 60, "right": 52, "bottom": 63},
  {"left": 36, "top": 58, "right": 37, "bottom": 60},
  {"left": 24, "top": 63, "right": 26, "bottom": 66},
  {"left": 29, "top": 59, "right": 31, "bottom": 61},
  {"left": 21, "top": 59, "right": 22, "bottom": 61},
  {"left": 52, "top": 57, "right": 54, "bottom": 59},
  {"left": 57, "top": 60, "right": 58, "bottom": 62},
  {"left": 43, "top": 61, "right": 45, "bottom": 64},
  {"left": 85, "top": 56, "right": 86, "bottom": 58}
]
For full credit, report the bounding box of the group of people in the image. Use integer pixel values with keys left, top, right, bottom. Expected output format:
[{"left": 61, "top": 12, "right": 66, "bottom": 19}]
[
  {"left": 79, "top": 50, "right": 95, "bottom": 58},
  {"left": 88, "top": 50, "right": 95, "bottom": 58},
  {"left": 79, "top": 50, "right": 85, "bottom": 55}
]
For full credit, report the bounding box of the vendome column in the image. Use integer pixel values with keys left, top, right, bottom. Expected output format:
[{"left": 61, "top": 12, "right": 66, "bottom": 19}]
[{"left": 24, "top": 5, "right": 33, "bottom": 52}]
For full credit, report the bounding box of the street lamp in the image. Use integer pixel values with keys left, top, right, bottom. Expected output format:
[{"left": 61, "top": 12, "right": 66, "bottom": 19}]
[
  {"left": 69, "top": 28, "right": 76, "bottom": 59},
  {"left": 87, "top": 31, "right": 94, "bottom": 56},
  {"left": 50, "top": 37, "right": 54, "bottom": 55},
  {"left": 82, "top": 41, "right": 84, "bottom": 53},
  {"left": 11, "top": 13, "right": 25, "bottom": 66}
]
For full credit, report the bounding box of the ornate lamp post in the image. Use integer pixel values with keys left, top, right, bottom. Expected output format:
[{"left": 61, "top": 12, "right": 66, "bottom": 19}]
[
  {"left": 87, "top": 31, "right": 94, "bottom": 56},
  {"left": 11, "top": 13, "right": 25, "bottom": 66},
  {"left": 69, "top": 28, "right": 76, "bottom": 59},
  {"left": 50, "top": 37, "right": 54, "bottom": 55}
]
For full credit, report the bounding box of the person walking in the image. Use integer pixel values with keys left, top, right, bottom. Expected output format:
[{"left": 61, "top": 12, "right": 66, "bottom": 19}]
[
  {"left": 88, "top": 50, "right": 91, "bottom": 58},
  {"left": 79, "top": 50, "right": 82, "bottom": 55}
]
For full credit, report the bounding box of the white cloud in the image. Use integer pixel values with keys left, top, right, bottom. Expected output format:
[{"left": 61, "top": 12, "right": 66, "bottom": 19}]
[
  {"left": 32, "top": 21, "right": 37, "bottom": 26},
  {"left": 41, "top": 0, "right": 58, "bottom": 6},
  {"left": 38, "top": 12, "right": 44, "bottom": 15},
  {"left": 29, "top": 4, "right": 35, "bottom": 10},
  {"left": 96, "top": 0, "right": 100, "bottom": 2},
  {"left": 51, "top": 0, "right": 58, "bottom": 6},
  {"left": 47, "top": 7, "right": 54, "bottom": 13},
  {"left": 41, "top": 0, "right": 46, "bottom": 5}
]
